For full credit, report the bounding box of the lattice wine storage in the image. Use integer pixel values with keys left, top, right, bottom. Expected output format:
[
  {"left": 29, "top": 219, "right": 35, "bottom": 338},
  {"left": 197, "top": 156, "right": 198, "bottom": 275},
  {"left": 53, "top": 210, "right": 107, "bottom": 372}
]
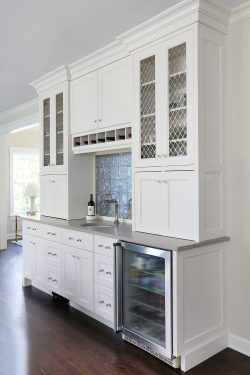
[
  {"left": 43, "top": 98, "right": 50, "bottom": 167},
  {"left": 56, "top": 93, "right": 64, "bottom": 166},
  {"left": 140, "top": 55, "right": 156, "bottom": 160},
  {"left": 168, "top": 43, "right": 187, "bottom": 157}
]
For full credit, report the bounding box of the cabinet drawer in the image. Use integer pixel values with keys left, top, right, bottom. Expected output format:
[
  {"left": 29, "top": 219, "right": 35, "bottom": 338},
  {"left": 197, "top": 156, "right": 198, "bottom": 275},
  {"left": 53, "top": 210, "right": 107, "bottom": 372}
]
[
  {"left": 45, "top": 265, "right": 62, "bottom": 294},
  {"left": 45, "top": 241, "right": 61, "bottom": 268},
  {"left": 23, "top": 220, "right": 44, "bottom": 237},
  {"left": 62, "top": 229, "right": 93, "bottom": 251},
  {"left": 44, "top": 225, "right": 62, "bottom": 242},
  {"left": 94, "top": 284, "right": 114, "bottom": 323},
  {"left": 94, "top": 254, "right": 114, "bottom": 289},
  {"left": 94, "top": 235, "right": 117, "bottom": 257}
]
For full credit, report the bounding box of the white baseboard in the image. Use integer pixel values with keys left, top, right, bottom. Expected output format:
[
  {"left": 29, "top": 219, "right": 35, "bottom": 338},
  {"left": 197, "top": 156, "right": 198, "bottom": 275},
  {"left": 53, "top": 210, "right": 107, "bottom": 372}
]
[
  {"left": 181, "top": 332, "right": 228, "bottom": 372},
  {"left": 7, "top": 233, "right": 15, "bottom": 240},
  {"left": 228, "top": 333, "right": 250, "bottom": 357}
]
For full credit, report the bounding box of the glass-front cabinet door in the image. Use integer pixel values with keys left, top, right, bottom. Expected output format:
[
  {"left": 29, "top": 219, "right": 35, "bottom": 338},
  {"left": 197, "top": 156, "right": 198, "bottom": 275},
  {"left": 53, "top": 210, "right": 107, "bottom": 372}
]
[
  {"left": 134, "top": 31, "right": 194, "bottom": 168},
  {"left": 40, "top": 85, "right": 67, "bottom": 173}
]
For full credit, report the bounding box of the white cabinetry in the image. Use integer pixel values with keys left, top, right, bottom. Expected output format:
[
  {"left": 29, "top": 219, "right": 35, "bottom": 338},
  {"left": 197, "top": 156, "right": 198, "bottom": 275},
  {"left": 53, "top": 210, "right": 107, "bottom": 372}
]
[
  {"left": 32, "top": 236, "right": 45, "bottom": 289},
  {"left": 40, "top": 175, "right": 67, "bottom": 219},
  {"left": 70, "top": 56, "right": 132, "bottom": 135},
  {"left": 23, "top": 235, "right": 34, "bottom": 280},
  {"left": 134, "top": 171, "right": 197, "bottom": 239},
  {"left": 133, "top": 24, "right": 225, "bottom": 241},
  {"left": 70, "top": 72, "right": 98, "bottom": 134},
  {"left": 31, "top": 67, "right": 93, "bottom": 220}
]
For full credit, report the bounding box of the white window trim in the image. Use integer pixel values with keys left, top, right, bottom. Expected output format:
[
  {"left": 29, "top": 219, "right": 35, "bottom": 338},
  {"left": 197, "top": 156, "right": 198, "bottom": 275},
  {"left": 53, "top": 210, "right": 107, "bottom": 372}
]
[{"left": 9, "top": 147, "right": 39, "bottom": 216}]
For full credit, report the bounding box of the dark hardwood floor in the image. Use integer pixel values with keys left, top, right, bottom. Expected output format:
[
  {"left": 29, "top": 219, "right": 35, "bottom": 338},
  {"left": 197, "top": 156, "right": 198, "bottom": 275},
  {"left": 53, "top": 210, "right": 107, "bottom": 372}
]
[{"left": 0, "top": 242, "right": 249, "bottom": 375}]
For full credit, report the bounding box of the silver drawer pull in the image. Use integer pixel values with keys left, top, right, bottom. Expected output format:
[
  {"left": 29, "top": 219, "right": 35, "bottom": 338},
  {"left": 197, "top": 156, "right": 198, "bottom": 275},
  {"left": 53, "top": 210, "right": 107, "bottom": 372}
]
[
  {"left": 77, "top": 239, "right": 82, "bottom": 242},
  {"left": 52, "top": 253, "right": 57, "bottom": 257},
  {"left": 76, "top": 256, "right": 80, "bottom": 260},
  {"left": 99, "top": 300, "right": 105, "bottom": 304},
  {"left": 68, "top": 237, "right": 74, "bottom": 240},
  {"left": 52, "top": 278, "right": 57, "bottom": 282},
  {"left": 106, "top": 271, "right": 112, "bottom": 275},
  {"left": 106, "top": 303, "right": 112, "bottom": 307},
  {"left": 105, "top": 246, "right": 111, "bottom": 250},
  {"left": 51, "top": 233, "right": 56, "bottom": 236},
  {"left": 48, "top": 251, "right": 52, "bottom": 255},
  {"left": 72, "top": 255, "right": 76, "bottom": 258},
  {"left": 99, "top": 269, "right": 105, "bottom": 273},
  {"left": 32, "top": 228, "right": 37, "bottom": 231},
  {"left": 47, "top": 232, "right": 51, "bottom": 235},
  {"left": 98, "top": 244, "right": 104, "bottom": 248},
  {"left": 27, "top": 226, "right": 31, "bottom": 229},
  {"left": 48, "top": 277, "right": 52, "bottom": 280}
]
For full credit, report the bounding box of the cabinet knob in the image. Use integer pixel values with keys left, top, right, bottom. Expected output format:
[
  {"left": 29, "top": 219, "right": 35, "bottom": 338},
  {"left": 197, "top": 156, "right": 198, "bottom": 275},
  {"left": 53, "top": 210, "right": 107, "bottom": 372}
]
[
  {"left": 98, "top": 119, "right": 102, "bottom": 122},
  {"left": 68, "top": 237, "right": 74, "bottom": 240},
  {"left": 99, "top": 269, "right": 105, "bottom": 273},
  {"left": 99, "top": 300, "right": 105, "bottom": 304},
  {"left": 72, "top": 255, "right": 76, "bottom": 258},
  {"left": 94, "top": 120, "right": 97, "bottom": 123},
  {"left": 47, "top": 232, "right": 51, "bottom": 235},
  {"left": 32, "top": 228, "right": 37, "bottom": 231}
]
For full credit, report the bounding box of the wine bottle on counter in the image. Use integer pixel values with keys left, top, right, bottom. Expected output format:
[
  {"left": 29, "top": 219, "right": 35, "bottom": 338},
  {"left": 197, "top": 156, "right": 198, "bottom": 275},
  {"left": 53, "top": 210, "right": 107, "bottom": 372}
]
[{"left": 88, "top": 194, "right": 95, "bottom": 216}]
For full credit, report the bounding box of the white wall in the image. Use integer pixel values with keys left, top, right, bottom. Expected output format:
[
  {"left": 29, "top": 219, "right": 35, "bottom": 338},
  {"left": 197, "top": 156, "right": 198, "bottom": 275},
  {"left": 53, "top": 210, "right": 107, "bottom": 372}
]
[
  {"left": 6, "top": 127, "right": 39, "bottom": 238},
  {"left": 226, "top": 16, "right": 250, "bottom": 343}
]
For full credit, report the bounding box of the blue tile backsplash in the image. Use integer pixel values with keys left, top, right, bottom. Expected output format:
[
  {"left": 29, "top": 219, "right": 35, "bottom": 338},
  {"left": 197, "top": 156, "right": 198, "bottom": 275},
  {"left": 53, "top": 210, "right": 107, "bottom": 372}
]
[{"left": 95, "top": 152, "right": 132, "bottom": 219}]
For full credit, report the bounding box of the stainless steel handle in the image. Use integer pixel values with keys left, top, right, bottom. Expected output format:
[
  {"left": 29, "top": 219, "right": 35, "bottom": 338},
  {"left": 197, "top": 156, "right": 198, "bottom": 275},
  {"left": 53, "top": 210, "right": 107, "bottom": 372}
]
[
  {"left": 106, "top": 303, "right": 112, "bottom": 307},
  {"left": 105, "top": 246, "right": 111, "bottom": 249},
  {"left": 77, "top": 239, "right": 82, "bottom": 242},
  {"left": 48, "top": 277, "right": 52, "bottom": 280},
  {"left": 98, "top": 244, "right": 104, "bottom": 248},
  {"left": 68, "top": 237, "right": 74, "bottom": 240},
  {"left": 47, "top": 232, "right": 51, "bottom": 235},
  {"left": 32, "top": 228, "right": 37, "bottom": 231},
  {"left": 51, "top": 233, "right": 56, "bottom": 236},
  {"left": 99, "top": 300, "right": 105, "bottom": 304},
  {"left": 106, "top": 271, "right": 112, "bottom": 275},
  {"left": 52, "top": 278, "right": 57, "bottom": 282},
  {"left": 76, "top": 256, "right": 80, "bottom": 260},
  {"left": 48, "top": 251, "right": 52, "bottom": 255},
  {"left": 114, "top": 242, "right": 122, "bottom": 333},
  {"left": 52, "top": 253, "right": 57, "bottom": 256},
  {"left": 72, "top": 255, "right": 76, "bottom": 258},
  {"left": 99, "top": 269, "right": 105, "bottom": 273}
]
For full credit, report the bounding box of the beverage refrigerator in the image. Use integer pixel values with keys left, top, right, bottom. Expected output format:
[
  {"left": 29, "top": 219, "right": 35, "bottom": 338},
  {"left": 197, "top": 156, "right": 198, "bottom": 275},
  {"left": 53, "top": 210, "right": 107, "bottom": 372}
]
[{"left": 114, "top": 242, "right": 179, "bottom": 367}]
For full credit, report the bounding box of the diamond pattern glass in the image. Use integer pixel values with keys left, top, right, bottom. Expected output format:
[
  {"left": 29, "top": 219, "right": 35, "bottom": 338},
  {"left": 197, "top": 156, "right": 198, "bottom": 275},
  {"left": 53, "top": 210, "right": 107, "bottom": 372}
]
[
  {"left": 168, "top": 43, "right": 187, "bottom": 157},
  {"left": 43, "top": 98, "right": 50, "bottom": 167},
  {"left": 140, "top": 56, "right": 156, "bottom": 159},
  {"left": 56, "top": 93, "right": 64, "bottom": 166}
]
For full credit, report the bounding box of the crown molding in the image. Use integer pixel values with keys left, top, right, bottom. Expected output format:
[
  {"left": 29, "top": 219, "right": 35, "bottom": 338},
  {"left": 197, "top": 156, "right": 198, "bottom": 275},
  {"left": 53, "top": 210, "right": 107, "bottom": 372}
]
[
  {"left": 30, "top": 65, "right": 70, "bottom": 93},
  {"left": 117, "top": 0, "right": 230, "bottom": 52},
  {"left": 0, "top": 113, "right": 39, "bottom": 134},
  {"left": 0, "top": 98, "right": 38, "bottom": 126},
  {"left": 230, "top": 1, "right": 250, "bottom": 25},
  {"left": 69, "top": 41, "right": 129, "bottom": 81}
]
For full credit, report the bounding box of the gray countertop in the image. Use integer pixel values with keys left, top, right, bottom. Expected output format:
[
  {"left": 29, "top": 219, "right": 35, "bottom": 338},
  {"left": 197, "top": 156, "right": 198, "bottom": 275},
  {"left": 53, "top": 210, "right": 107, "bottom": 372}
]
[{"left": 21, "top": 215, "right": 229, "bottom": 252}]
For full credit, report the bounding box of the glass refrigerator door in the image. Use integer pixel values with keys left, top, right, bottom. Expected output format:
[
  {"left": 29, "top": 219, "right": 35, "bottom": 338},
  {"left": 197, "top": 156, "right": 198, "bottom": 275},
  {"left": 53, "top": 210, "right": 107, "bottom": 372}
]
[{"left": 122, "top": 249, "right": 170, "bottom": 348}]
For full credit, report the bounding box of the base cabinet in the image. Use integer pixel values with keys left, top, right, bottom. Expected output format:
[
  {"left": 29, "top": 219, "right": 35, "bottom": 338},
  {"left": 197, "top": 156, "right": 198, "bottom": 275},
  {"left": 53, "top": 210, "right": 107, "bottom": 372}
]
[
  {"left": 62, "top": 245, "right": 94, "bottom": 311},
  {"left": 23, "top": 235, "right": 35, "bottom": 280},
  {"left": 32, "top": 236, "right": 45, "bottom": 289}
]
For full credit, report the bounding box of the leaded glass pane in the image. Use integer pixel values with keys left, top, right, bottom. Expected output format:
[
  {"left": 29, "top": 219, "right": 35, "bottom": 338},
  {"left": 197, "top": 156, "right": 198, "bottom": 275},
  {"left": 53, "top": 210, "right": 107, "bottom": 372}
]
[{"left": 56, "top": 93, "right": 64, "bottom": 166}]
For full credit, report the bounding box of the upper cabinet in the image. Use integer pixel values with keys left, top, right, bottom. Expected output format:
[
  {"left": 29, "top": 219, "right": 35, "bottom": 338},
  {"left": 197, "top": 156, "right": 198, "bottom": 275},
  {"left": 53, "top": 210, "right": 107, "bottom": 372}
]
[
  {"left": 40, "top": 83, "right": 68, "bottom": 174},
  {"left": 134, "top": 31, "right": 194, "bottom": 168},
  {"left": 70, "top": 56, "right": 132, "bottom": 135}
]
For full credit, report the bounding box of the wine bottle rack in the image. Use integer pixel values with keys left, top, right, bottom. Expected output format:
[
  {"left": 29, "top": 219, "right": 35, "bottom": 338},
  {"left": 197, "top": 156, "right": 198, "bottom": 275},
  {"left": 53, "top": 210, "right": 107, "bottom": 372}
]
[{"left": 72, "top": 126, "right": 132, "bottom": 154}]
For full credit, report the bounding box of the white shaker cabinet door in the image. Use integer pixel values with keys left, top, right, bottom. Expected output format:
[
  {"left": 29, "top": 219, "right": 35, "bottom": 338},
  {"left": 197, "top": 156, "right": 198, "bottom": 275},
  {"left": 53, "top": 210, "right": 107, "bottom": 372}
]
[
  {"left": 23, "top": 235, "right": 34, "bottom": 280},
  {"left": 32, "top": 236, "right": 45, "bottom": 289},
  {"left": 62, "top": 245, "right": 76, "bottom": 301},
  {"left": 134, "top": 171, "right": 197, "bottom": 240},
  {"left": 75, "top": 249, "right": 94, "bottom": 311},
  {"left": 40, "top": 175, "right": 67, "bottom": 219},
  {"left": 70, "top": 72, "right": 98, "bottom": 135},
  {"left": 98, "top": 57, "right": 132, "bottom": 129}
]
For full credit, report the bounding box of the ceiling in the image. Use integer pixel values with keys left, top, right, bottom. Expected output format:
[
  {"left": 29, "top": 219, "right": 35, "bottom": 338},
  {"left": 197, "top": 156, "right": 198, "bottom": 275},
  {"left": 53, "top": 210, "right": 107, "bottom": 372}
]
[{"left": 0, "top": 0, "right": 246, "bottom": 114}]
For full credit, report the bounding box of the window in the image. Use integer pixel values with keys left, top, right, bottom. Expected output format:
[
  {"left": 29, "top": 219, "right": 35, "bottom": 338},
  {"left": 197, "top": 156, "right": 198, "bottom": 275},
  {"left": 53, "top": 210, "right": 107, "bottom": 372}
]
[{"left": 10, "top": 147, "right": 39, "bottom": 215}]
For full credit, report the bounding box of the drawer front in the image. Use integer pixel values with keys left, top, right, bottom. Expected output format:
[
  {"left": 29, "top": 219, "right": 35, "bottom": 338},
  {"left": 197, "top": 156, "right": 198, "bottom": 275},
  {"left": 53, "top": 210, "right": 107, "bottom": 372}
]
[
  {"left": 45, "top": 241, "right": 62, "bottom": 268},
  {"left": 45, "top": 265, "right": 62, "bottom": 294},
  {"left": 44, "top": 225, "right": 62, "bottom": 242},
  {"left": 23, "top": 220, "right": 44, "bottom": 237},
  {"left": 94, "top": 254, "right": 114, "bottom": 289},
  {"left": 62, "top": 229, "right": 93, "bottom": 251},
  {"left": 94, "top": 235, "right": 117, "bottom": 257},
  {"left": 94, "top": 284, "right": 114, "bottom": 323}
]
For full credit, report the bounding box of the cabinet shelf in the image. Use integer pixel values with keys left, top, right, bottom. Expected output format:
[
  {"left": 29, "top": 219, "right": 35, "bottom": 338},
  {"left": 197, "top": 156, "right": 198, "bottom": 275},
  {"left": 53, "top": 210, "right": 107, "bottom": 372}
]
[
  {"left": 169, "top": 70, "right": 186, "bottom": 78},
  {"left": 169, "top": 106, "right": 186, "bottom": 113},
  {"left": 169, "top": 138, "right": 187, "bottom": 143},
  {"left": 129, "top": 310, "right": 165, "bottom": 329},
  {"left": 56, "top": 110, "right": 63, "bottom": 115},
  {"left": 141, "top": 142, "right": 156, "bottom": 147},
  {"left": 141, "top": 80, "right": 155, "bottom": 87},
  {"left": 128, "top": 282, "right": 165, "bottom": 296},
  {"left": 141, "top": 113, "right": 155, "bottom": 119},
  {"left": 44, "top": 114, "right": 50, "bottom": 119},
  {"left": 44, "top": 134, "right": 50, "bottom": 137},
  {"left": 57, "top": 131, "right": 63, "bottom": 135}
]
